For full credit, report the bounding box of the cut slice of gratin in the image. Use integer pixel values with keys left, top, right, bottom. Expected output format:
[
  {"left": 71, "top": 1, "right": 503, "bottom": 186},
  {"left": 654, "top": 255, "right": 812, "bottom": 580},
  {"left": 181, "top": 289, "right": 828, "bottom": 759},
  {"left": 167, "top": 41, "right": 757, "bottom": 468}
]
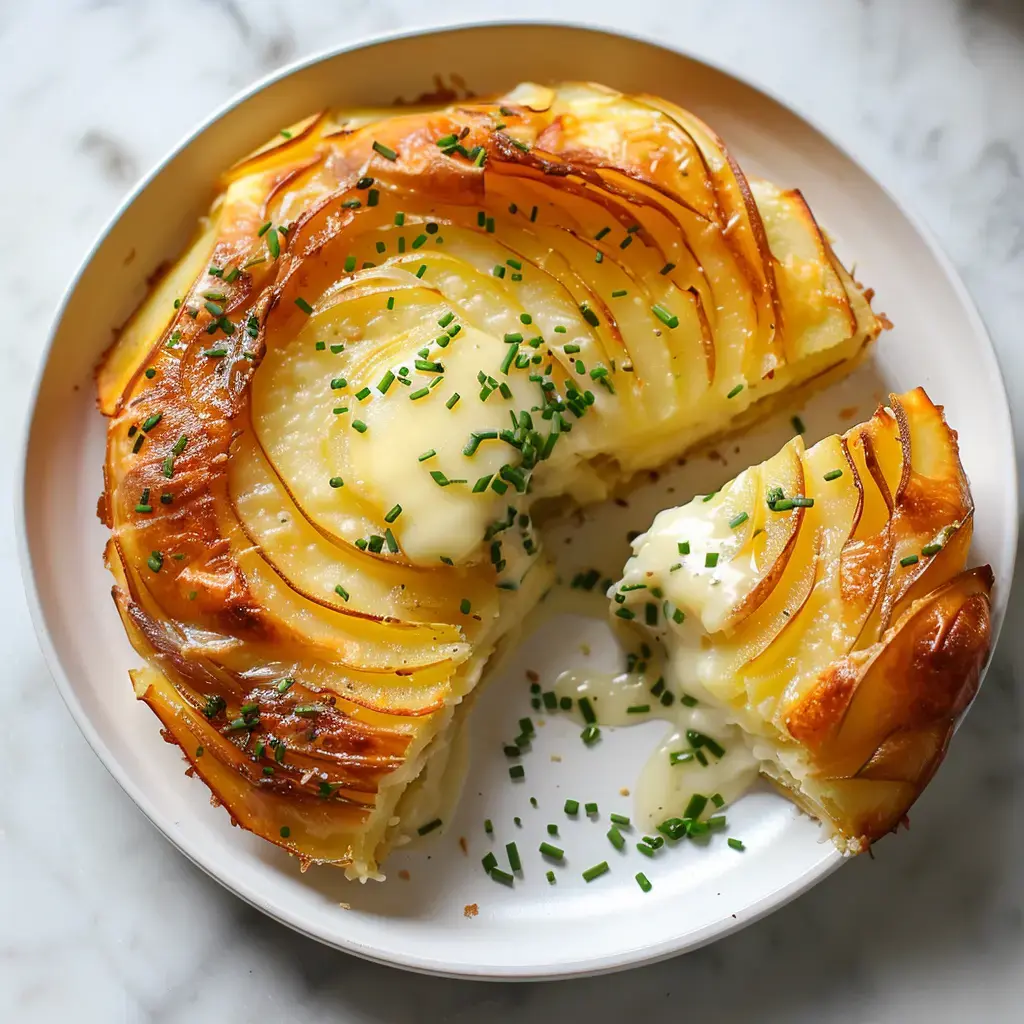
[{"left": 611, "top": 388, "right": 992, "bottom": 849}]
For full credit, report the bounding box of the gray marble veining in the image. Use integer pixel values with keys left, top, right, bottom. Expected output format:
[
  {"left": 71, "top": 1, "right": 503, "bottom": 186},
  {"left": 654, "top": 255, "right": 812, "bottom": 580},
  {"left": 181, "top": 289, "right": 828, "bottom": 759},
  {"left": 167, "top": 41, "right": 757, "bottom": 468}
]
[{"left": 1, "top": 0, "right": 1022, "bottom": 1020}]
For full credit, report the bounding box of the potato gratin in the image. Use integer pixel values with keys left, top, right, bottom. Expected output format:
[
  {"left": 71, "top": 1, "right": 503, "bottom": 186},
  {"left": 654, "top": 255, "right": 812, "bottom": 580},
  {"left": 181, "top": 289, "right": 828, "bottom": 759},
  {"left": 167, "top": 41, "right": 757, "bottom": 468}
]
[
  {"left": 99, "top": 81, "right": 891, "bottom": 877},
  {"left": 613, "top": 390, "right": 992, "bottom": 850}
]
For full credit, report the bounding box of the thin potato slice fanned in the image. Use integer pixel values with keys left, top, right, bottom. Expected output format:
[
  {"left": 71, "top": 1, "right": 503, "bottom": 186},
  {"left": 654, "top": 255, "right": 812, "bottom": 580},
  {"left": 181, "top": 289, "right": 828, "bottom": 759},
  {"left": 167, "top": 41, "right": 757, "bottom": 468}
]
[{"left": 98, "top": 82, "right": 883, "bottom": 875}]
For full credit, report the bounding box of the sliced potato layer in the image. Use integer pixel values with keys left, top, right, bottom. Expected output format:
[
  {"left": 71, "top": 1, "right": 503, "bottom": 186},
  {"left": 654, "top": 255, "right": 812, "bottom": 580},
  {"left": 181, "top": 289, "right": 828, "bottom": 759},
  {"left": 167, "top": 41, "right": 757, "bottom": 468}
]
[
  {"left": 98, "top": 82, "right": 882, "bottom": 874},
  {"left": 616, "top": 389, "right": 992, "bottom": 848}
]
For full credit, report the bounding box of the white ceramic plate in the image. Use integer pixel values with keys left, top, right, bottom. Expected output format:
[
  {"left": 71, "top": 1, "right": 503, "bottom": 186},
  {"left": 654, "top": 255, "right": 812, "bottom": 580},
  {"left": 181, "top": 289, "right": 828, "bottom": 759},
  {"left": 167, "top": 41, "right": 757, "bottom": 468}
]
[{"left": 18, "top": 23, "right": 1017, "bottom": 980}]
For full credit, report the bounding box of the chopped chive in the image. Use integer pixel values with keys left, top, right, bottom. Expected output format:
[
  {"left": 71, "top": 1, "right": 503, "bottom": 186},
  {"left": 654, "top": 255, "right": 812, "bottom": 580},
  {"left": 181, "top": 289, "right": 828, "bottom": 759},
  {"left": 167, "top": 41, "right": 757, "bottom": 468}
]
[
  {"left": 579, "top": 302, "right": 600, "bottom": 327},
  {"left": 705, "top": 552, "right": 719, "bottom": 568},
  {"left": 417, "top": 818, "right": 443, "bottom": 837},
  {"left": 607, "top": 827, "right": 625, "bottom": 850},
  {"left": 372, "top": 140, "right": 398, "bottom": 161},
  {"left": 351, "top": 419, "right": 367, "bottom": 433},
  {"left": 635, "top": 842, "right": 655, "bottom": 858},
  {"left": 582, "top": 862, "right": 609, "bottom": 883},
  {"left": 546, "top": 824, "right": 558, "bottom": 836},
  {"left": 727, "top": 384, "right": 744, "bottom": 399},
  {"left": 728, "top": 838, "right": 746, "bottom": 851},
  {"left": 564, "top": 799, "right": 579, "bottom": 816},
  {"left": 791, "top": 415, "right": 806, "bottom": 434},
  {"left": 329, "top": 476, "right": 344, "bottom": 489},
  {"left": 729, "top": 511, "right": 749, "bottom": 529},
  {"left": 506, "top": 841, "right": 522, "bottom": 871},
  {"left": 627, "top": 705, "right": 650, "bottom": 714},
  {"left": 147, "top": 551, "right": 164, "bottom": 573},
  {"left": 651, "top": 304, "right": 679, "bottom": 329},
  {"left": 459, "top": 598, "right": 471, "bottom": 615},
  {"left": 539, "top": 842, "right": 564, "bottom": 861},
  {"left": 482, "top": 852, "right": 498, "bottom": 873},
  {"left": 614, "top": 607, "right": 635, "bottom": 620},
  {"left": 294, "top": 297, "right": 313, "bottom": 315},
  {"left": 611, "top": 289, "right": 627, "bottom": 298},
  {"left": 509, "top": 765, "right": 525, "bottom": 780},
  {"left": 578, "top": 697, "right": 596, "bottom": 724},
  {"left": 546, "top": 870, "right": 556, "bottom": 884},
  {"left": 823, "top": 468, "right": 844, "bottom": 481},
  {"left": 683, "top": 793, "right": 708, "bottom": 820},
  {"left": 791, "top": 496, "right": 814, "bottom": 508},
  {"left": 490, "top": 867, "right": 514, "bottom": 886},
  {"left": 900, "top": 554, "right": 920, "bottom": 567},
  {"left": 585, "top": 802, "right": 599, "bottom": 816},
  {"left": 922, "top": 542, "right": 943, "bottom": 556},
  {"left": 687, "top": 729, "right": 726, "bottom": 758}
]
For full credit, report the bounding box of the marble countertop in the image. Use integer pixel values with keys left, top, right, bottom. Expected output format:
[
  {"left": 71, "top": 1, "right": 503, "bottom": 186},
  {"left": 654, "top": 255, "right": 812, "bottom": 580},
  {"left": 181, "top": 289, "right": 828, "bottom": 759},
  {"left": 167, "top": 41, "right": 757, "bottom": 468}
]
[{"left": 2, "top": 0, "right": 1022, "bottom": 1020}]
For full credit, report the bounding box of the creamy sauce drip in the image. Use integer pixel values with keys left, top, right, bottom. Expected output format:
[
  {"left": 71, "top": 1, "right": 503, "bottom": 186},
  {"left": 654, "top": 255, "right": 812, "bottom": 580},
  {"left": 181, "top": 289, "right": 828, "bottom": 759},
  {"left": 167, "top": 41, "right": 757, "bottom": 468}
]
[{"left": 553, "top": 667, "right": 758, "bottom": 831}]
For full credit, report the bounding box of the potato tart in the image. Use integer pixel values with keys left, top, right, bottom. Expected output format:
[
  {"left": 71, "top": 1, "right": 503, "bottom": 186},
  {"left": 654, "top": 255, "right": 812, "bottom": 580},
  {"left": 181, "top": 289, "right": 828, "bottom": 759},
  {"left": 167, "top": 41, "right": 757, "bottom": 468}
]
[
  {"left": 98, "top": 82, "right": 883, "bottom": 877},
  {"left": 614, "top": 389, "right": 992, "bottom": 849}
]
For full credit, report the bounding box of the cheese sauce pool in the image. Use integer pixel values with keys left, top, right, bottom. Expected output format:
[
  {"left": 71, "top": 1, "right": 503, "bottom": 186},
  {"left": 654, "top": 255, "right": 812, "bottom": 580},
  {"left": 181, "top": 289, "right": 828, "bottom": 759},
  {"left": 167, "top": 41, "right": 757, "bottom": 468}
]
[{"left": 552, "top": 667, "right": 759, "bottom": 831}]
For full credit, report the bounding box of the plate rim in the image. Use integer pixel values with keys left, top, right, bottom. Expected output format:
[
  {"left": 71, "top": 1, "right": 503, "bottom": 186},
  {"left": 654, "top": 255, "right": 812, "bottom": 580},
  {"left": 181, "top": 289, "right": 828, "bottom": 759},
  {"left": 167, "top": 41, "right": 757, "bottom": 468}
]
[{"left": 15, "top": 17, "right": 1019, "bottom": 981}]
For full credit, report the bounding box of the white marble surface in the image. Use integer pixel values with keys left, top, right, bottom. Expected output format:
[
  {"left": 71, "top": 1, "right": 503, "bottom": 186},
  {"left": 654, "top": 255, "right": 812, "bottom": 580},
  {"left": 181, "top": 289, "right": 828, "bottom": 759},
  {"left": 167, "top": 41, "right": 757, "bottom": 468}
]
[{"left": 2, "top": 0, "right": 1022, "bottom": 1020}]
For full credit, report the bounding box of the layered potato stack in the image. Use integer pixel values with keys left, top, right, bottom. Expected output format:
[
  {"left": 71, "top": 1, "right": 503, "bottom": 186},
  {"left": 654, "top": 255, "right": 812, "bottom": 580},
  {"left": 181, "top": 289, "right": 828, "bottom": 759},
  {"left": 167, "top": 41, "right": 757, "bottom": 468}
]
[
  {"left": 616, "top": 389, "right": 992, "bottom": 849},
  {"left": 99, "top": 82, "right": 889, "bottom": 876}
]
